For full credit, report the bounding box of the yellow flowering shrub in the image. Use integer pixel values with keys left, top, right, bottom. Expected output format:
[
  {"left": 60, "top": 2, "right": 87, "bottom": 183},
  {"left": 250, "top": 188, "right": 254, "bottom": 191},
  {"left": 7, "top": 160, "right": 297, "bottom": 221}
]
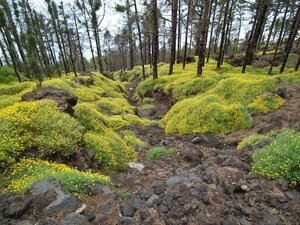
[
  {"left": 84, "top": 131, "right": 137, "bottom": 170},
  {"left": 252, "top": 130, "right": 300, "bottom": 187},
  {"left": 0, "top": 100, "right": 83, "bottom": 168},
  {"left": 248, "top": 93, "right": 285, "bottom": 114},
  {"left": 3, "top": 159, "right": 110, "bottom": 194},
  {"left": 237, "top": 134, "right": 268, "bottom": 151},
  {"left": 162, "top": 94, "right": 253, "bottom": 135}
]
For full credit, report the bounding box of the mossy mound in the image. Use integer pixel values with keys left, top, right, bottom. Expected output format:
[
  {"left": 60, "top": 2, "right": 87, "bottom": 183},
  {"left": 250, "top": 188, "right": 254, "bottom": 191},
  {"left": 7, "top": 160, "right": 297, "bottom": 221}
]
[
  {"left": 2, "top": 159, "right": 110, "bottom": 194},
  {"left": 0, "top": 100, "right": 83, "bottom": 168},
  {"left": 248, "top": 93, "right": 285, "bottom": 114},
  {"left": 162, "top": 94, "right": 253, "bottom": 135},
  {"left": 251, "top": 130, "right": 300, "bottom": 187}
]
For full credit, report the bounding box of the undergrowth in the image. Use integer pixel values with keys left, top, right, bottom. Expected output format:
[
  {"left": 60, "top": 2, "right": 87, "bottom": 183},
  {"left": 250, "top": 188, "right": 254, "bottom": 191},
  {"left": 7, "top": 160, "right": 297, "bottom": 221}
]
[{"left": 146, "top": 146, "right": 172, "bottom": 161}]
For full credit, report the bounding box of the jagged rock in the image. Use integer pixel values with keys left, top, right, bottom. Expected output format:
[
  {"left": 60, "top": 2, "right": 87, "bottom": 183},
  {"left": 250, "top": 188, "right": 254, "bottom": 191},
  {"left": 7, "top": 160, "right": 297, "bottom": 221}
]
[
  {"left": 146, "top": 194, "right": 160, "bottom": 207},
  {"left": 100, "top": 203, "right": 112, "bottom": 215},
  {"left": 127, "top": 162, "right": 145, "bottom": 172},
  {"left": 29, "top": 179, "right": 80, "bottom": 214},
  {"left": 21, "top": 87, "right": 78, "bottom": 115},
  {"left": 222, "top": 215, "right": 239, "bottom": 225},
  {"left": 191, "top": 133, "right": 221, "bottom": 148},
  {"left": 36, "top": 219, "right": 56, "bottom": 225},
  {"left": 2, "top": 195, "right": 32, "bottom": 219},
  {"left": 59, "top": 213, "right": 90, "bottom": 225},
  {"left": 184, "top": 149, "right": 203, "bottom": 165},
  {"left": 81, "top": 207, "right": 96, "bottom": 222},
  {"left": 73, "top": 77, "right": 94, "bottom": 87},
  {"left": 258, "top": 215, "right": 284, "bottom": 225},
  {"left": 16, "top": 220, "right": 34, "bottom": 225},
  {"left": 120, "top": 201, "right": 136, "bottom": 217},
  {"left": 152, "top": 180, "right": 165, "bottom": 195}
]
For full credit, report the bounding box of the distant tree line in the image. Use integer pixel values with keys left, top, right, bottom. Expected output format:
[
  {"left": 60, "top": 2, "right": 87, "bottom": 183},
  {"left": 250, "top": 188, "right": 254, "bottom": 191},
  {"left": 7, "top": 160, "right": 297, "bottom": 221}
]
[{"left": 0, "top": 0, "right": 299, "bottom": 83}]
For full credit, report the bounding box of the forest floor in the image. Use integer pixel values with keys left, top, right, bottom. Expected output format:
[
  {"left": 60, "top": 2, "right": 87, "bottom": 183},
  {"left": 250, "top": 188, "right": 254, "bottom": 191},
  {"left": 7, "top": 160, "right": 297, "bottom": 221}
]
[
  {"left": 1, "top": 72, "right": 300, "bottom": 225},
  {"left": 79, "top": 77, "right": 300, "bottom": 225}
]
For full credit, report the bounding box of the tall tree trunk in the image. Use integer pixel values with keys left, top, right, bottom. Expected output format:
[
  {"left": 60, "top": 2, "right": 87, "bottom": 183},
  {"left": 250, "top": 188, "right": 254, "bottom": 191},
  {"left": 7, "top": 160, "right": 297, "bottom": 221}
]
[
  {"left": 242, "top": 0, "right": 270, "bottom": 73},
  {"left": 133, "top": 0, "right": 145, "bottom": 79},
  {"left": 151, "top": 0, "right": 159, "bottom": 79},
  {"left": 81, "top": 0, "right": 97, "bottom": 71},
  {"left": 126, "top": 0, "right": 135, "bottom": 69},
  {"left": 0, "top": 28, "right": 21, "bottom": 82},
  {"left": 268, "top": 1, "right": 289, "bottom": 75},
  {"left": 216, "top": 0, "right": 230, "bottom": 69},
  {"left": 197, "top": 0, "right": 210, "bottom": 76},
  {"left": 263, "top": 2, "right": 280, "bottom": 55},
  {"left": 214, "top": 1, "right": 225, "bottom": 55},
  {"left": 183, "top": 0, "right": 192, "bottom": 69},
  {"left": 206, "top": 0, "right": 217, "bottom": 63},
  {"left": 176, "top": 0, "right": 181, "bottom": 64},
  {"left": 280, "top": 3, "right": 300, "bottom": 73},
  {"left": 73, "top": 7, "right": 85, "bottom": 73},
  {"left": 168, "top": 0, "right": 178, "bottom": 75},
  {"left": 0, "top": 37, "right": 10, "bottom": 66},
  {"left": 61, "top": 2, "right": 77, "bottom": 77}
]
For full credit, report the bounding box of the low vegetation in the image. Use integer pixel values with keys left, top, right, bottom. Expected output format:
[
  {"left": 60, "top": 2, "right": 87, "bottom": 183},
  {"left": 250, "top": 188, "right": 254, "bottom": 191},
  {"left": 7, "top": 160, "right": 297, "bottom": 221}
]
[
  {"left": 146, "top": 146, "right": 173, "bottom": 161},
  {"left": 251, "top": 130, "right": 300, "bottom": 187}
]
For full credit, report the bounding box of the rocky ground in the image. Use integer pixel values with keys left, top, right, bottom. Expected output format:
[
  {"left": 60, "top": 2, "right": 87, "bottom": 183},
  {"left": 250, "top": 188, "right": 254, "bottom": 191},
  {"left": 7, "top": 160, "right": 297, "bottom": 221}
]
[{"left": 1, "top": 80, "right": 300, "bottom": 225}]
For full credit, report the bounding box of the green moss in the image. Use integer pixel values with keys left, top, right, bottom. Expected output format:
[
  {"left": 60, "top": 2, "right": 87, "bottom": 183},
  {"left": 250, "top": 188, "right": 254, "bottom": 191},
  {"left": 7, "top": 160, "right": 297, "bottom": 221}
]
[
  {"left": 237, "top": 134, "right": 269, "bottom": 151},
  {"left": 2, "top": 159, "right": 110, "bottom": 194},
  {"left": 248, "top": 93, "right": 285, "bottom": 114},
  {"left": 162, "top": 94, "right": 253, "bottom": 135},
  {"left": 252, "top": 130, "right": 300, "bottom": 187},
  {"left": 0, "top": 100, "right": 83, "bottom": 168},
  {"left": 0, "top": 67, "right": 18, "bottom": 84},
  {"left": 146, "top": 146, "right": 172, "bottom": 161},
  {"left": 84, "top": 131, "right": 137, "bottom": 170}
]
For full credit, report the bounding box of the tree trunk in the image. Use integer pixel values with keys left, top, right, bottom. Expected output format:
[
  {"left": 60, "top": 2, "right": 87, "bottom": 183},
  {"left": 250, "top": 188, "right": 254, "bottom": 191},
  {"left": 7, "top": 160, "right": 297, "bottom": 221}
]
[
  {"left": 242, "top": 0, "right": 270, "bottom": 73},
  {"left": 268, "top": 1, "right": 289, "bottom": 75},
  {"left": 280, "top": 3, "right": 300, "bottom": 73},
  {"left": 216, "top": 0, "right": 230, "bottom": 69},
  {"left": 183, "top": 0, "right": 192, "bottom": 69},
  {"left": 151, "top": 0, "right": 159, "bottom": 79},
  {"left": 61, "top": 2, "right": 77, "bottom": 77},
  {"left": 126, "top": 0, "right": 135, "bottom": 69},
  {"left": 176, "top": 0, "right": 181, "bottom": 64},
  {"left": 263, "top": 2, "right": 280, "bottom": 55},
  {"left": 133, "top": 0, "right": 145, "bottom": 79},
  {"left": 206, "top": 0, "right": 217, "bottom": 63},
  {"left": 169, "top": 0, "right": 178, "bottom": 75},
  {"left": 197, "top": 0, "right": 210, "bottom": 76},
  {"left": 73, "top": 7, "right": 85, "bottom": 73}
]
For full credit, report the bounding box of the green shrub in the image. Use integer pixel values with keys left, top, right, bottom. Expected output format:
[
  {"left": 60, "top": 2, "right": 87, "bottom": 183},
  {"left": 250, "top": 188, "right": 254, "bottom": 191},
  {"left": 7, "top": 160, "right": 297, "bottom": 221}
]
[
  {"left": 0, "top": 67, "right": 18, "bottom": 83},
  {"left": 237, "top": 134, "right": 269, "bottom": 151},
  {"left": 252, "top": 130, "right": 300, "bottom": 187},
  {"left": 146, "top": 146, "right": 172, "bottom": 161},
  {"left": 162, "top": 94, "right": 253, "bottom": 135},
  {"left": 3, "top": 159, "right": 110, "bottom": 194},
  {"left": 248, "top": 93, "right": 285, "bottom": 114},
  {"left": 0, "top": 82, "right": 34, "bottom": 96},
  {"left": 84, "top": 131, "right": 137, "bottom": 170},
  {"left": 0, "top": 100, "right": 83, "bottom": 168}
]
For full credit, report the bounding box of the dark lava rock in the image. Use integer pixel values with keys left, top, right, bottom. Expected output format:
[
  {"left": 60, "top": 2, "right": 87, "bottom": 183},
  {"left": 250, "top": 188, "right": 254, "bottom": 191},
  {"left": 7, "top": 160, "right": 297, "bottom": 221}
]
[
  {"left": 120, "top": 201, "right": 136, "bottom": 217},
  {"left": 186, "top": 55, "right": 196, "bottom": 63},
  {"left": 81, "top": 207, "right": 96, "bottom": 222},
  {"left": 59, "top": 213, "right": 90, "bottom": 225},
  {"left": 36, "top": 218, "right": 56, "bottom": 225},
  {"left": 222, "top": 215, "right": 239, "bottom": 225},
  {"left": 29, "top": 179, "right": 80, "bottom": 214},
  {"left": 258, "top": 121, "right": 283, "bottom": 134},
  {"left": 21, "top": 87, "right": 78, "bottom": 115},
  {"left": 73, "top": 77, "right": 94, "bottom": 87},
  {"left": 152, "top": 180, "right": 165, "bottom": 195},
  {"left": 119, "top": 216, "right": 135, "bottom": 225},
  {"left": 184, "top": 149, "right": 203, "bottom": 165},
  {"left": 2, "top": 195, "right": 32, "bottom": 219},
  {"left": 191, "top": 133, "right": 221, "bottom": 148},
  {"left": 100, "top": 203, "right": 112, "bottom": 215},
  {"left": 15, "top": 220, "right": 34, "bottom": 225},
  {"left": 146, "top": 194, "right": 160, "bottom": 207},
  {"left": 258, "top": 215, "right": 284, "bottom": 225}
]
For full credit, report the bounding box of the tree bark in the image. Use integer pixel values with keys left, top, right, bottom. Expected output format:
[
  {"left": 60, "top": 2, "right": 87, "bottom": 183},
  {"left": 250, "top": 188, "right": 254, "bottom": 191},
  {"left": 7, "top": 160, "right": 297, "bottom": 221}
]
[
  {"left": 133, "top": 0, "right": 145, "bottom": 79},
  {"left": 151, "top": 0, "right": 159, "bottom": 79},
  {"left": 242, "top": 0, "right": 270, "bottom": 73},
  {"left": 168, "top": 0, "right": 178, "bottom": 75},
  {"left": 262, "top": 2, "right": 280, "bottom": 55},
  {"left": 206, "top": 0, "right": 217, "bottom": 63},
  {"left": 268, "top": 1, "right": 289, "bottom": 75},
  {"left": 216, "top": 0, "right": 230, "bottom": 69},
  {"left": 183, "top": 0, "right": 192, "bottom": 69},
  {"left": 197, "top": 0, "right": 210, "bottom": 76},
  {"left": 280, "top": 3, "right": 300, "bottom": 73}
]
